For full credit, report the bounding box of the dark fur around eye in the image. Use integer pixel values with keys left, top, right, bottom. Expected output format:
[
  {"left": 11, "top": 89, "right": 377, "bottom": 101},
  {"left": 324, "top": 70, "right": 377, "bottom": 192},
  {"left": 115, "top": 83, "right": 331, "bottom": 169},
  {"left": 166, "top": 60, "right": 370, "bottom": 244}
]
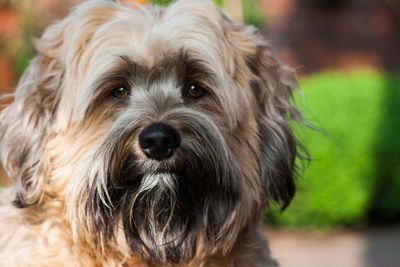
[{"left": 182, "top": 83, "right": 207, "bottom": 99}]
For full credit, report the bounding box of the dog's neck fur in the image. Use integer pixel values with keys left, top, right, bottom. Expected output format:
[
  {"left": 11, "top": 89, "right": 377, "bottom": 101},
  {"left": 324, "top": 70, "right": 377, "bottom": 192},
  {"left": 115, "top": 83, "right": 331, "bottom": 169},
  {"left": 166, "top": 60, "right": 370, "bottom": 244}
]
[{"left": 0, "top": 187, "right": 276, "bottom": 267}]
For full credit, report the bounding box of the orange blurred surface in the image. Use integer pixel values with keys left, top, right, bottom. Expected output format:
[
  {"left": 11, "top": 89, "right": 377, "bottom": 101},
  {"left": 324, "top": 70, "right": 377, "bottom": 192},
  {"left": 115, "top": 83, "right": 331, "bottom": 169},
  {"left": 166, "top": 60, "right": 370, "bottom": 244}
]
[{"left": 120, "top": 0, "right": 148, "bottom": 5}]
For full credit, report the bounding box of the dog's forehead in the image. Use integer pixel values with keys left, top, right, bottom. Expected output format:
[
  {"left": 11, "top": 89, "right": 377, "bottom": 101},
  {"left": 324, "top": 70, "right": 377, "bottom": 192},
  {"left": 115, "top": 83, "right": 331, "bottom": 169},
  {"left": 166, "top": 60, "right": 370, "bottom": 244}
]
[
  {"left": 141, "top": 0, "right": 226, "bottom": 65},
  {"left": 82, "top": 1, "right": 227, "bottom": 71}
]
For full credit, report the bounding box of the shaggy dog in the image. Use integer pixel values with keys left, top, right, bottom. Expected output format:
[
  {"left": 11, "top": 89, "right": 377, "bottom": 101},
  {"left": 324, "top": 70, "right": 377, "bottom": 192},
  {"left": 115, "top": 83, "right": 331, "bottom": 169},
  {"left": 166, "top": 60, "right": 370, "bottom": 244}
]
[{"left": 0, "top": 0, "right": 301, "bottom": 266}]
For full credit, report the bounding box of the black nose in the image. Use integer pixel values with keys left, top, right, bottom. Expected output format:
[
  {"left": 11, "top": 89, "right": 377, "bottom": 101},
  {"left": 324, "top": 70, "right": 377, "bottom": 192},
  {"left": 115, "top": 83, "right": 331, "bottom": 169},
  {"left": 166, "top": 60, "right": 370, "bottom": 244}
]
[{"left": 138, "top": 123, "right": 180, "bottom": 160}]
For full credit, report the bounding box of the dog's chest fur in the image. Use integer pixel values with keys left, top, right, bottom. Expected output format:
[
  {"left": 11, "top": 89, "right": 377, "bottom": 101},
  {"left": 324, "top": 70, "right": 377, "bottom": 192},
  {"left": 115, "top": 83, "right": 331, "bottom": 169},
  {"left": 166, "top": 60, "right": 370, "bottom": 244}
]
[
  {"left": 0, "top": 196, "right": 136, "bottom": 266},
  {"left": 0, "top": 188, "right": 275, "bottom": 267}
]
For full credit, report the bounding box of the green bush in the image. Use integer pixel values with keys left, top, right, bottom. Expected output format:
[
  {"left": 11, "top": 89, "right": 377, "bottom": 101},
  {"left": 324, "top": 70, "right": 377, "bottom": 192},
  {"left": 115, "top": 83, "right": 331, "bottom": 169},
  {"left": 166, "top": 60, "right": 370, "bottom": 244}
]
[{"left": 268, "top": 71, "right": 400, "bottom": 228}]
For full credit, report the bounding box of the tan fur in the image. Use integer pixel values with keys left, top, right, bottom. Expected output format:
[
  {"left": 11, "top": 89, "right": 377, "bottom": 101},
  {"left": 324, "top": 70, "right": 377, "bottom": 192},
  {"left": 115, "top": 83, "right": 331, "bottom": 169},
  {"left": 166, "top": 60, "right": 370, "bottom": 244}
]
[{"left": 0, "top": 0, "right": 300, "bottom": 266}]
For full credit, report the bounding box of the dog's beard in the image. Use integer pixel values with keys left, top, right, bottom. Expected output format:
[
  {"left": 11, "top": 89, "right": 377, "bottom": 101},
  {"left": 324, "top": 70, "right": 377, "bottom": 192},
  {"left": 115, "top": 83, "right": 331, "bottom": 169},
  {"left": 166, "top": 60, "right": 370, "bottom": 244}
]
[{"left": 82, "top": 109, "right": 241, "bottom": 264}]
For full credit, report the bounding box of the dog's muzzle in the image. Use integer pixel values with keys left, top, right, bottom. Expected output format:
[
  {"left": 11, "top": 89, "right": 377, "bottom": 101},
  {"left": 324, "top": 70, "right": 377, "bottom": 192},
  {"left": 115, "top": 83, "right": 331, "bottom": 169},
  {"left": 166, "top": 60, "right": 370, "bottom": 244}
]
[{"left": 138, "top": 122, "right": 181, "bottom": 161}]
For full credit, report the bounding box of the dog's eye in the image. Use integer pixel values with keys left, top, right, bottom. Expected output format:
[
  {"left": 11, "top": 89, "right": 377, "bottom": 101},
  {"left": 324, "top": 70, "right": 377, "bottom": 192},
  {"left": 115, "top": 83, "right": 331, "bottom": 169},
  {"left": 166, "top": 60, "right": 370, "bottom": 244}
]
[
  {"left": 111, "top": 85, "right": 130, "bottom": 99},
  {"left": 184, "top": 84, "right": 206, "bottom": 99}
]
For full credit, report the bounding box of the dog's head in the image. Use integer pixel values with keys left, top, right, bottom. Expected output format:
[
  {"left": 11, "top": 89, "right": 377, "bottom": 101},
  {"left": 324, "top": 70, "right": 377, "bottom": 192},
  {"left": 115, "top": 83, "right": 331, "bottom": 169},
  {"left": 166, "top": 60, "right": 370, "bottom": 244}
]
[{"left": 0, "top": 0, "right": 300, "bottom": 264}]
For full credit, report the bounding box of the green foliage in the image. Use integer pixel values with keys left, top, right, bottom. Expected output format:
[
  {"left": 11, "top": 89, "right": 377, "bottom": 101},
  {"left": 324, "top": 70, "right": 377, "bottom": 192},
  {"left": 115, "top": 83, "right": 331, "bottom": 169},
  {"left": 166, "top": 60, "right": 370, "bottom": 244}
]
[
  {"left": 268, "top": 71, "right": 400, "bottom": 228},
  {"left": 213, "top": 0, "right": 224, "bottom": 7},
  {"left": 243, "top": 0, "right": 264, "bottom": 28},
  {"left": 4, "top": 3, "right": 38, "bottom": 79},
  {"left": 15, "top": 24, "right": 36, "bottom": 77},
  {"left": 150, "top": 0, "right": 264, "bottom": 27},
  {"left": 151, "top": 0, "right": 173, "bottom": 6},
  {"left": 368, "top": 74, "right": 400, "bottom": 222}
]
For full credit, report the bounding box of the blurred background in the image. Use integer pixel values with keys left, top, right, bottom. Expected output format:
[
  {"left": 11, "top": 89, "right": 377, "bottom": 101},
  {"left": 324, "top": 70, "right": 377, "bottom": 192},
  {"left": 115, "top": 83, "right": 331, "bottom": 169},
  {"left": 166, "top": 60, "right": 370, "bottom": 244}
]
[{"left": 0, "top": 0, "right": 399, "bottom": 266}]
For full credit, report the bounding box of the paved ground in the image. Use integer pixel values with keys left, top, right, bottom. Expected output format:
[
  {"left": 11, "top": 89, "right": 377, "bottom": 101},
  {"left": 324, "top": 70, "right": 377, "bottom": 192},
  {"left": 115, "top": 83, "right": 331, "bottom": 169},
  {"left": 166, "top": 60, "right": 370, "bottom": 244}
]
[{"left": 265, "top": 225, "right": 400, "bottom": 267}]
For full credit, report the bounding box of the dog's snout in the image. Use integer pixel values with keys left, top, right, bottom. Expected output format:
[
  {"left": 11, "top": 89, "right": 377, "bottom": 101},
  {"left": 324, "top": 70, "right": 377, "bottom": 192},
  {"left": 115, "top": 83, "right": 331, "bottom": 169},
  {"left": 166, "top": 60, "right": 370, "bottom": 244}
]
[{"left": 139, "top": 123, "right": 180, "bottom": 160}]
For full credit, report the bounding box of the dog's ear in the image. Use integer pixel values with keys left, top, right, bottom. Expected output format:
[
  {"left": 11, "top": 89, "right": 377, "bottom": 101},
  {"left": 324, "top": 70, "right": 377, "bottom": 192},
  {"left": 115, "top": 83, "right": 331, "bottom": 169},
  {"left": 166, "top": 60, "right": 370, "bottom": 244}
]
[
  {"left": 0, "top": 20, "right": 65, "bottom": 208},
  {"left": 223, "top": 16, "right": 299, "bottom": 209},
  {"left": 0, "top": 1, "right": 130, "bottom": 208}
]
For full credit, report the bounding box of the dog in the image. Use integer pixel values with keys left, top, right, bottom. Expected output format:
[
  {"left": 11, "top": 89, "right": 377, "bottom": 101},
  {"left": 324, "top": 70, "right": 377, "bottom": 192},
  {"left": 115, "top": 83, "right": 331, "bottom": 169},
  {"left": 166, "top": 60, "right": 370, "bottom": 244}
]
[{"left": 0, "top": 0, "right": 301, "bottom": 266}]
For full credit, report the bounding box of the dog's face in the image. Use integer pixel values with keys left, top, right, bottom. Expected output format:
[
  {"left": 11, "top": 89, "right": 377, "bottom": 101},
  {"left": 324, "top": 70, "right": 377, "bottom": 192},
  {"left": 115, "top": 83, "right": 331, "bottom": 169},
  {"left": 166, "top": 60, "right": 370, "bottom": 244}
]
[{"left": 0, "top": 0, "right": 299, "bottom": 264}]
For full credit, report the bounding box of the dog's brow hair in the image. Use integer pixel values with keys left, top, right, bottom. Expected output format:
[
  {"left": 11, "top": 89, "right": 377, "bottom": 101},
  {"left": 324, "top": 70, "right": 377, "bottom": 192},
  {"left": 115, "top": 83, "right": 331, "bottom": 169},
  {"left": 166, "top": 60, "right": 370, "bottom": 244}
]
[
  {"left": 143, "top": 51, "right": 219, "bottom": 89},
  {"left": 86, "top": 56, "right": 148, "bottom": 110},
  {"left": 182, "top": 52, "right": 218, "bottom": 85},
  {"left": 95, "top": 56, "right": 144, "bottom": 88},
  {"left": 92, "top": 53, "right": 219, "bottom": 102}
]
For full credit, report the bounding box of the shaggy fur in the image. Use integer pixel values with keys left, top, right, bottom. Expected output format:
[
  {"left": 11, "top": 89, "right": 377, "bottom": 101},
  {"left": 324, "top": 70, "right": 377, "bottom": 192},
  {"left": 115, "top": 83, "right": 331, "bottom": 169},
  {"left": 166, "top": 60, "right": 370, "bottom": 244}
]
[{"left": 0, "top": 0, "right": 301, "bottom": 266}]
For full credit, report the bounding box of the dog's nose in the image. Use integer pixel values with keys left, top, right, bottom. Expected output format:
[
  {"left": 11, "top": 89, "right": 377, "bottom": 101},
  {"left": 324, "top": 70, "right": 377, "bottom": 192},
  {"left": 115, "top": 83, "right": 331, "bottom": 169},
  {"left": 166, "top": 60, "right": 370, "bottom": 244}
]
[{"left": 138, "top": 123, "right": 180, "bottom": 160}]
